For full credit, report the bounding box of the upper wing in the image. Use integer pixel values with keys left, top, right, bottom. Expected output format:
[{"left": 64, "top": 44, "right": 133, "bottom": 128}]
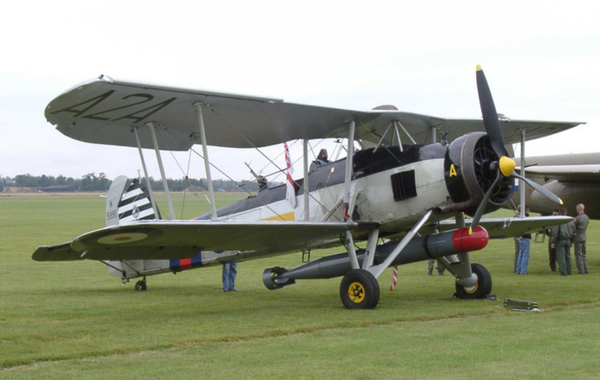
[
  {"left": 33, "top": 220, "right": 372, "bottom": 261},
  {"left": 523, "top": 165, "right": 600, "bottom": 184},
  {"left": 432, "top": 216, "right": 573, "bottom": 239},
  {"left": 46, "top": 76, "right": 583, "bottom": 150}
]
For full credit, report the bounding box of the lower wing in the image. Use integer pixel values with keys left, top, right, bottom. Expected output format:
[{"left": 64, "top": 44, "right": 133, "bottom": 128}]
[{"left": 33, "top": 220, "right": 374, "bottom": 261}]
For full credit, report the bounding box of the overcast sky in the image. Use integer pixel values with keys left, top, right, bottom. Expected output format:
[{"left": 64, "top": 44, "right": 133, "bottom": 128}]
[{"left": 1, "top": 0, "right": 598, "bottom": 184}]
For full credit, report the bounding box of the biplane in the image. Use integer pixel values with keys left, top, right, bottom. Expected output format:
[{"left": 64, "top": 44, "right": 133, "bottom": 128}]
[
  {"left": 511, "top": 152, "right": 599, "bottom": 219},
  {"left": 33, "top": 66, "right": 580, "bottom": 309}
]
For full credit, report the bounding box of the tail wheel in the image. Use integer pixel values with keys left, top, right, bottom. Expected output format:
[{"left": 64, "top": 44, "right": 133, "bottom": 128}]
[
  {"left": 340, "top": 269, "right": 380, "bottom": 309},
  {"left": 135, "top": 280, "right": 147, "bottom": 291},
  {"left": 455, "top": 263, "right": 492, "bottom": 299}
]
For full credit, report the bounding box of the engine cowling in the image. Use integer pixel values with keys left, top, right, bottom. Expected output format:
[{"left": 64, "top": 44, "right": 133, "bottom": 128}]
[{"left": 439, "top": 132, "right": 513, "bottom": 216}]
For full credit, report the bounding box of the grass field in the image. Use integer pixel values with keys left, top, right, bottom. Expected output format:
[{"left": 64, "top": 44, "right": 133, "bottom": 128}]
[{"left": 1, "top": 193, "right": 599, "bottom": 379}]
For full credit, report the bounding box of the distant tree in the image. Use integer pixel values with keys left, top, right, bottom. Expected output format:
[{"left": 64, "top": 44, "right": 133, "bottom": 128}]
[{"left": 15, "top": 174, "right": 39, "bottom": 187}]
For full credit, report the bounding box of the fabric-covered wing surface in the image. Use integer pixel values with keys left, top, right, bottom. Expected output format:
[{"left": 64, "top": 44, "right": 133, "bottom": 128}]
[
  {"left": 46, "top": 77, "right": 583, "bottom": 150},
  {"left": 523, "top": 165, "right": 600, "bottom": 184},
  {"left": 33, "top": 220, "right": 362, "bottom": 261}
]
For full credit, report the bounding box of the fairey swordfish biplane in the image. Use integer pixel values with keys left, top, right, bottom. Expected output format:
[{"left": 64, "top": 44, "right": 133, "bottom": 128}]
[{"left": 34, "top": 67, "right": 580, "bottom": 309}]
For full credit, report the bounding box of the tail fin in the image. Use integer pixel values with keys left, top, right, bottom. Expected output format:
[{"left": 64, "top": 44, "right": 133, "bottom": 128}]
[{"left": 105, "top": 176, "right": 160, "bottom": 227}]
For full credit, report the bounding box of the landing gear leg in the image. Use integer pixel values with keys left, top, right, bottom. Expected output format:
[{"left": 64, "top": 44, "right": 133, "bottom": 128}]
[{"left": 135, "top": 276, "right": 147, "bottom": 291}]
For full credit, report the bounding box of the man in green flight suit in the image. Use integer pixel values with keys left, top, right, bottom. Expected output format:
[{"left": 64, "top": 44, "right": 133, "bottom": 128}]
[
  {"left": 574, "top": 203, "right": 590, "bottom": 274},
  {"left": 545, "top": 209, "right": 560, "bottom": 272},
  {"left": 554, "top": 207, "right": 576, "bottom": 276}
]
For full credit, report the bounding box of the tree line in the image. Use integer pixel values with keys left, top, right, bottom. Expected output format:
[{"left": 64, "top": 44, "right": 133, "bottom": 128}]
[{"left": 1, "top": 173, "right": 270, "bottom": 192}]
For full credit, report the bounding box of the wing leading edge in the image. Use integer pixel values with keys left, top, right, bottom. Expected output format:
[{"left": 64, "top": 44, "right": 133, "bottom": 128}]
[{"left": 46, "top": 77, "right": 584, "bottom": 151}]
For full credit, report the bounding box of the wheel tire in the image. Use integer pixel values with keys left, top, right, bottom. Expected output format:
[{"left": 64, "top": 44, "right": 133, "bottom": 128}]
[
  {"left": 455, "top": 263, "right": 492, "bottom": 299},
  {"left": 135, "top": 280, "right": 147, "bottom": 291},
  {"left": 339, "top": 269, "right": 380, "bottom": 309}
]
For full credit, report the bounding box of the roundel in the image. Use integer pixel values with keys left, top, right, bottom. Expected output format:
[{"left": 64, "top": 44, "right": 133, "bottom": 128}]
[
  {"left": 132, "top": 205, "right": 140, "bottom": 219},
  {"left": 97, "top": 232, "right": 149, "bottom": 245}
]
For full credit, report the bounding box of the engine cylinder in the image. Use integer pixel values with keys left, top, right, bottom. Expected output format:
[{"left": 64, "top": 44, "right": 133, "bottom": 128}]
[{"left": 442, "top": 132, "right": 513, "bottom": 216}]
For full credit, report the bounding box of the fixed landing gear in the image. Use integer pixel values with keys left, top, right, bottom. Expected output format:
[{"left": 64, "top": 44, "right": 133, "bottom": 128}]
[
  {"left": 340, "top": 269, "right": 380, "bottom": 309},
  {"left": 454, "top": 263, "right": 492, "bottom": 299},
  {"left": 135, "top": 277, "right": 147, "bottom": 291}
]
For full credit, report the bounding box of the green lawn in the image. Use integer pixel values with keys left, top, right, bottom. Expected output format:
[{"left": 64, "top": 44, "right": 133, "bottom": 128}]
[{"left": 1, "top": 194, "right": 599, "bottom": 379}]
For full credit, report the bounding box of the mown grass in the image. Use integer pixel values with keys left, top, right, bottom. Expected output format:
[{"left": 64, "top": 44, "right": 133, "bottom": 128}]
[{"left": 1, "top": 194, "right": 599, "bottom": 379}]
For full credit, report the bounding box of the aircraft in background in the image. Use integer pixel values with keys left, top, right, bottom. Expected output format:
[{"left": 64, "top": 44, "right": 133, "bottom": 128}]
[
  {"left": 510, "top": 153, "right": 600, "bottom": 219},
  {"left": 33, "top": 67, "right": 578, "bottom": 309}
]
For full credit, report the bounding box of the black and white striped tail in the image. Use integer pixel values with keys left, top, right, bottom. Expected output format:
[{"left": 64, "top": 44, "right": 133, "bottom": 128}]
[{"left": 118, "top": 179, "right": 161, "bottom": 223}]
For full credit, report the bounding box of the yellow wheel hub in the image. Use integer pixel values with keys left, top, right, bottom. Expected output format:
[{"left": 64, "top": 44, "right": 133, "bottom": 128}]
[
  {"left": 348, "top": 282, "right": 366, "bottom": 303},
  {"left": 463, "top": 282, "right": 479, "bottom": 294}
]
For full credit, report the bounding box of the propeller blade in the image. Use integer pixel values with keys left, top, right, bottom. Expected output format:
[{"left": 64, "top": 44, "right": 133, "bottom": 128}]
[
  {"left": 470, "top": 171, "right": 502, "bottom": 233},
  {"left": 511, "top": 172, "right": 563, "bottom": 205},
  {"left": 476, "top": 65, "right": 508, "bottom": 158}
]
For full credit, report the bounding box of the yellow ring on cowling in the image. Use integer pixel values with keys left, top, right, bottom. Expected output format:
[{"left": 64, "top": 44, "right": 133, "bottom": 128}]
[{"left": 499, "top": 156, "right": 516, "bottom": 177}]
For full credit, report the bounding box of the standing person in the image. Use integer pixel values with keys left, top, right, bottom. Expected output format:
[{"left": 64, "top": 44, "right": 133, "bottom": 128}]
[
  {"left": 515, "top": 206, "right": 531, "bottom": 275},
  {"left": 427, "top": 259, "right": 445, "bottom": 276},
  {"left": 513, "top": 236, "right": 520, "bottom": 273},
  {"left": 574, "top": 203, "right": 590, "bottom": 274},
  {"left": 545, "top": 209, "right": 560, "bottom": 272},
  {"left": 513, "top": 208, "right": 521, "bottom": 273},
  {"left": 222, "top": 262, "right": 238, "bottom": 292},
  {"left": 555, "top": 208, "right": 576, "bottom": 276}
]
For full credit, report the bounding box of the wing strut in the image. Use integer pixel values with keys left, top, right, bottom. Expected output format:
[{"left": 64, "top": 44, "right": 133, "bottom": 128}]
[
  {"left": 194, "top": 102, "right": 218, "bottom": 220},
  {"left": 147, "top": 122, "right": 176, "bottom": 219},
  {"left": 518, "top": 128, "right": 526, "bottom": 218},
  {"left": 343, "top": 121, "right": 356, "bottom": 221},
  {"left": 302, "top": 139, "right": 310, "bottom": 221},
  {"left": 366, "top": 210, "right": 433, "bottom": 279},
  {"left": 133, "top": 127, "right": 160, "bottom": 217}
]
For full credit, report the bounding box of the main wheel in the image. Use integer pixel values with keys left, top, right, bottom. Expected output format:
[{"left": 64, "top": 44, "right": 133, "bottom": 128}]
[
  {"left": 455, "top": 263, "right": 492, "bottom": 299},
  {"left": 135, "top": 280, "right": 147, "bottom": 291},
  {"left": 339, "top": 269, "right": 380, "bottom": 309}
]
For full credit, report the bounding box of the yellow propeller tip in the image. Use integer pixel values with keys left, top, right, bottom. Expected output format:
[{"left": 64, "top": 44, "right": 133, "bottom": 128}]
[
  {"left": 559, "top": 198, "right": 564, "bottom": 205},
  {"left": 468, "top": 227, "right": 473, "bottom": 235},
  {"left": 476, "top": 64, "right": 482, "bottom": 71}
]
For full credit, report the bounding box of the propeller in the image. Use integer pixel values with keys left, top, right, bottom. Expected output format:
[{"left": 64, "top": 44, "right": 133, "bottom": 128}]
[{"left": 469, "top": 65, "right": 562, "bottom": 233}]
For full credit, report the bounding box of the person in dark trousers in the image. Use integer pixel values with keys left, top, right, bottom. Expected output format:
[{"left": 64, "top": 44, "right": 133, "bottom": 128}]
[
  {"left": 515, "top": 206, "right": 531, "bottom": 275},
  {"left": 554, "top": 207, "right": 576, "bottom": 276},
  {"left": 222, "top": 262, "right": 238, "bottom": 291},
  {"left": 574, "top": 203, "right": 590, "bottom": 274},
  {"left": 545, "top": 209, "right": 560, "bottom": 272},
  {"left": 427, "top": 259, "right": 445, "bottom": 276}
]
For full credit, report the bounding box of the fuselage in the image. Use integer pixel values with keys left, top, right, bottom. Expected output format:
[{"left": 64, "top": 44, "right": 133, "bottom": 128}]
[{"left": 197, "top": 144, "right": 450, "bottom": 232}]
